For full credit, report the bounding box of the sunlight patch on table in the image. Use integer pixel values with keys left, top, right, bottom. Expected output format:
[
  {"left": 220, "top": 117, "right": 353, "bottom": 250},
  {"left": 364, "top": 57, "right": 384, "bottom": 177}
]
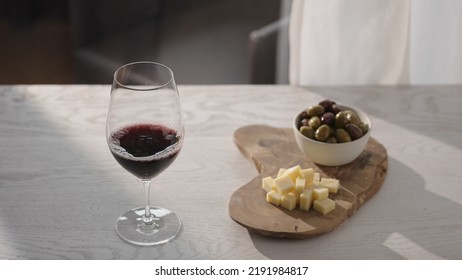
[{"left": 383, "top": 232, "right": 443, "bottom": 260}]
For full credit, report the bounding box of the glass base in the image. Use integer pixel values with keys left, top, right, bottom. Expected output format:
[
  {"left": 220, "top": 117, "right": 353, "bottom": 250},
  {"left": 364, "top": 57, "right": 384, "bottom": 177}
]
[{"left": 115, "top": 206, "right": 181, "bottom": 246}]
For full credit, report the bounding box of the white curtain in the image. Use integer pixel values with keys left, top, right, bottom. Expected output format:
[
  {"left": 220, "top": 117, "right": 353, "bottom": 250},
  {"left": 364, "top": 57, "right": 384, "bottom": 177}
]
[{"left": 289, "top": 0, "right": 462, "bottom": 85}]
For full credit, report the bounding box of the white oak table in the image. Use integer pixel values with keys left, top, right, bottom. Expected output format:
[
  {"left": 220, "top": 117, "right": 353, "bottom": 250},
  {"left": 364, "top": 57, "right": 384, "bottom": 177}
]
[{"left": 0, "top": 84, "right": 461, "bottom": 259}]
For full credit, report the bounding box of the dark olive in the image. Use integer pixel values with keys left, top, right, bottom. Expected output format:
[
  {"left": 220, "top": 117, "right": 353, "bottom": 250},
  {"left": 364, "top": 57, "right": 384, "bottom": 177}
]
[
  {"left": 300, "top": 126, "right": 316, "bottom": 140},
  {"left": 318, "top": 99, "right": 336, "bottom": 112},
  {"left": 330, "top": 104, "right": 341, "bottom": 114},
  {"left": 335, "top": 129, "right": 352, "bottom": 143},
  {"left": 300, "top": 118, "right": 309, "bottom": 127},
  {"left": 315, "top": 124, "right": 330, "bottom": 142},
  {"left": 321, "top": 112, "right": 335, "bottom": 126},
  {"left": 345, "top": 124, "right": 363, "bottom": 140},
  {"left": 306, "top": 105, "right": 325, "bottom": 117},
  {"left": 308, "top": 116, "right": 321, "bottom": 130}
]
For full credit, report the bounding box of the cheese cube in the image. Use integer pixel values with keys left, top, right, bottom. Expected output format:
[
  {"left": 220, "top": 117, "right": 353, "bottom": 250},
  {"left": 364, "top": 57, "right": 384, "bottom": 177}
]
[
  {"left": 281, "top": 193, "right": 297, "bottom": 211},
  {"left": 295, "top": 177, "right": 306, "bottom": 194},
  {"left": 266, "top": 191, "right": 281, "bottom": 206},
  {"left": 313, "top": 198, "right": 336, "bottom": 215},
  {"left": 313, "top": 187, "right": 329, "bottom": 200},
  {"left": 282, "top": 165, "right": 301, "bottom": 182},
  {"left": 261, "top": 176, "right": 274, "bottom": 193},
  {"left": 288, "top": 191, "right": 300, "bottom": 205},
  {"left": 300, "top": 168, "right": 314, "bottom": 187},
  {"left": 273, "top": 175, "right": 294, "bottom": 195},
  {"left": 313, "top": 172, "right": 321, "bottom": 185},
  {"left": 295, "top": 177, "right": 306, "bottom": 204},
  {"left": 320, "top": 178, "right": 340, "bottom": 193},
  {"left": 299, "top": 189, "right": 313, "bottom": 211},
  {"left": 277, "top": 168, "right": 287, "bottom": 177}
]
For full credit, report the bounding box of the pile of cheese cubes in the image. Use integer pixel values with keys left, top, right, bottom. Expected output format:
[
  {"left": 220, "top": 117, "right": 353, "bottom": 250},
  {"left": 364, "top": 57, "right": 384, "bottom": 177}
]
[{"left": 262, "top": 165, "right": 339, "bottom": 215}]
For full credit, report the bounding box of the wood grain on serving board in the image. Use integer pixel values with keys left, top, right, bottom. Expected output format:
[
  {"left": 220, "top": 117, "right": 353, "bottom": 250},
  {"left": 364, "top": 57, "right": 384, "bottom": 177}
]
[{"left": 229, "top": 125, "right": 388, "bottom": 239}]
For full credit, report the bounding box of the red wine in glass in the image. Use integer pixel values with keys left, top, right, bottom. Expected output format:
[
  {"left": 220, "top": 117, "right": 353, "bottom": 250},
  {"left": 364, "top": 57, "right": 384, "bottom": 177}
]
[
  {"left": 109, "top": 123, "right": 182, "bottom": 179},
  {"left": 106, "top": 61, "right": 184, "bottom": 246}
]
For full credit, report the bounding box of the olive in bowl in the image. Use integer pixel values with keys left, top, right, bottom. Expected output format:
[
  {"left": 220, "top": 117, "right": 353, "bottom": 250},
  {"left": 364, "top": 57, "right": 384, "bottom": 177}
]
[{"left": 293, "top": 100, "right": 371, "bottom": 166}]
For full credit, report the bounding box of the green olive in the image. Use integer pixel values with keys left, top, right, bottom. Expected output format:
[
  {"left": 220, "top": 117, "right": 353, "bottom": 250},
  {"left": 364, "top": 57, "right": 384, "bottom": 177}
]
[
  {"left": 344, "top": 110, "right": 361, "bottom": 126},
  {"left": 329, "top": 125, "right": 335, "bottom": 137},
  {"left": 334, "top": 111, "right": 348, "bottom": 129},
  {"left": 335, "top": 129, "right": 352, "bottom": 143},
  {"left": 358, "top": 122, "right": 369, "bottom": 134},
  {"left": 308, "top": 116, "right": 321, "bottom": 130},
  {"left": 326, "top": 136, "right": 338, "bottom": 143},
  {"left": 315, "top": 124, "right": 330, "bottom": 142},
  {"left": 335, "top": 110, "right": 361, "bottom": 129},
  {"left": 300, "top": 126, "right": 316, "bottom": 140},
  {"left": 306, "top": 105, "right": 325, "bottom": 117}
]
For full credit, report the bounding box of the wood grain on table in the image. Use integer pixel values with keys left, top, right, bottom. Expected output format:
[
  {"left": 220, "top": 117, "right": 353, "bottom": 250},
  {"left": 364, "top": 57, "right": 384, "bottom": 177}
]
[{"left": 0, "top": 85, "right": 461, "bottom": 259}]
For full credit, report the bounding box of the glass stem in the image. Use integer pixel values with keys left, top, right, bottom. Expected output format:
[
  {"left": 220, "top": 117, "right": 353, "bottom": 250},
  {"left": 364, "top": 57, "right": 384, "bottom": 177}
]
[{"left": 142, "top": 180, "right": 154, "bottom": 224}]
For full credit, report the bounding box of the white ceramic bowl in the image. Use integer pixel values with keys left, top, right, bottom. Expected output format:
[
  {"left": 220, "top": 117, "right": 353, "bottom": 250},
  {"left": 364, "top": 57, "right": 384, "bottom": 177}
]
[{"left": 293, "top": 104, "right": 371, "bottom": 166}]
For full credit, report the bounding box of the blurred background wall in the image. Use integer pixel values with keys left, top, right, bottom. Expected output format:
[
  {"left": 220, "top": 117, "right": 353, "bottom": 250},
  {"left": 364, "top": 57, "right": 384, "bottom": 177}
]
[{"left": 0, "top": 0, "right": 288, "bottom": 84}]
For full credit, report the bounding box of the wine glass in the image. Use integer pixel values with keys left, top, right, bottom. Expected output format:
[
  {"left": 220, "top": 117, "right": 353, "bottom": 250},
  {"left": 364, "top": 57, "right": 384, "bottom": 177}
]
[{"left": 106, "top": 61, "right": 184, "bottom": 246}]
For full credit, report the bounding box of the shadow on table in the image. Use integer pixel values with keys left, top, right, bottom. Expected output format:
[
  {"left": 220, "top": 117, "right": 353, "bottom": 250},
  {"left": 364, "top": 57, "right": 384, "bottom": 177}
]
[{"left": 247, "top": 156, "right": 462, "bottom": 260}]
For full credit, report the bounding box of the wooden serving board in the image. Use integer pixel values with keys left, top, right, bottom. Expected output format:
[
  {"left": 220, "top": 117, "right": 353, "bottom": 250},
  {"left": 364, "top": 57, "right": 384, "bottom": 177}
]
[{"left": 229, "top": 125, "right": 388, "bottom": 239}]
